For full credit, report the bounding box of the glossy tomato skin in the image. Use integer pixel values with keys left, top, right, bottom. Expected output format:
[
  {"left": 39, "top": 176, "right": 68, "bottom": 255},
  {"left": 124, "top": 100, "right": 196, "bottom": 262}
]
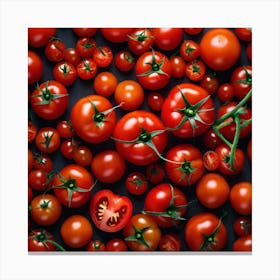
[
  {"left": 56, "top": 120, "right": 74, "bottom": 139},
  {"left": 233, "top": 216, "right": 252, "bottom": 236},
  {"left": 185, "top": 60, "right": 206, "bottom": 81},
  {"left": 147, "top": 92, "right": 164, "bottom": 112},
  {"left": 28, "top": 50, "right": 43, "bottom": 84},
  {"left": 203, "top": 150, "right": 219, "bottom": 171},
  {"left": 199, "top": 73, "right": 219, "bottom": 95},
  {"left": 200, "top": 28, "right": 241, "bottom": 71},
  {"left": 153, "top": 28, "right": 183, "bottom": 51},
  {"left": 93, "top": 71, "right": 118, "bottom": 97},
  {"left": 35, "top": 127, "right": 60, "bottom": 154},
  {"left": 72, "top": 145, "right": 93, "bottom": 167},
  {"left": 165, "top": 144, "right": 204, "bottom": 187},
  {"left": 234, "top": 28, "right": 252, "bottom": 42},
  {"left": 184, "top": 28, "right": 203, "bottom": 35},
  {"left": 170, "top": 55, "right": 186, "bottom": 78},
  {"left": 28, "top": 120, "right": 37, "bottom": 143},
  {"left": 31, "top": 80, "right": 68, "bottom": 120},
  {"left": 28, "top": 229, "right": 56, "bottom": 251},
  {"left": 113, "top": 110, "right": 168, "bottom": 166},
  {"left": 28, "top": 169, "right": 50, "bottom": 191},
  {"left": 114, "top": 50, "right": 135, "bottom": 72},
  {"left": 75, "top": 37, "right": 96, "bottom": 58},
  {"left": 233, "top": 235, "right": 252, "bottom": 251},
  {"left": 60, "top": 138, "right": 77, "bottom": 159},
  {"left": 28, "top": 28, "right": 56, "bottom": 47},
  {"left": 52, "top": 61, "right": 77, "bottom": 86},
  {"left": 76, "top": 58, "right": 98, "bottom": 80},
  {"left": 72, "top": 28, "right": 98, "bottom": 37},
  {"left": 93, "top": 46, "right": 113, "bottom": 68},
  {"left": 44, "top": 38, "right": 66, "bottom": 62},
  {"left": 33, "top": 153, "right": 53, "bottom": 173},
  {"left": 161, "top": 83, "right": 215, "bottom": 138},
  {"left": 180, "top": 40, "right": 200, "bottom": 62},
  {"left": 159, "top": 233, "right": 181, "bottom": 251},
  {"left": 87, "top": 240, "right": 106, "bottom": 251},
  {"left": 217, "top": 83, "right": 235, "bottom": 103},
  {"left": 70, "top": 95, "right": 117, "bottom": 144},
  {"left": 106, "top": 238, "right": 127, "bottom": 251},
  {"left": 65, "top": 47, "right": 81, "bottom": 66},
  {"left": 125, "top": 172, "right": 148, "bottom": 195},
  {"left": 203, "top": 129, "right": 223, "bottom": 149},
  {"left": 185, "top": 212, "right": 227, "bottom": 251},
  {"left": 123, "top": 214, "right": 162, "bottom": 251},
  {"left": 90, "top": 189, "right": 133, "bottom": 233},
  {"left": 100, "top": 28, "right": 133, "bottom": 43}
]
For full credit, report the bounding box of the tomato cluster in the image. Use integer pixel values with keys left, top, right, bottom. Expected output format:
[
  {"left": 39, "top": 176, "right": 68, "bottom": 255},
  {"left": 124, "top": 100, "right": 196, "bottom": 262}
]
[{"left": 28, "top": 28, "right": 252, "bottom": 252}]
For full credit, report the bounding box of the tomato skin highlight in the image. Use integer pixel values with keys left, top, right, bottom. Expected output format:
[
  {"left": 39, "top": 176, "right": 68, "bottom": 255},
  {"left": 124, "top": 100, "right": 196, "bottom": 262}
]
[
  {"left": 233, "top": 235, "right": 252, "bottom": 251},
  {"left": 28, "top": 50, "right": 43, "bottom": 84}
]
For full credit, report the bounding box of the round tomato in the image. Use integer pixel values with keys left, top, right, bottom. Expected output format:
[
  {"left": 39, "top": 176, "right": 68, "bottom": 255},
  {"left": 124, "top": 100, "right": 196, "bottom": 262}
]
[
  {"left": 112, "top": 110, "right": 168, "bottom": 166},
  {"left": 93, "top": 71, "right": 118, "bottom": 97},
  {"left": 28, "top": 28, "right": 56, "bottom": 47},
  {"left": 72, "top": 28, "right": 98, "bottom": 37},
  {"left": 76, "top": 58, "right": 98, "bottom": 80},
  {"left": 125, "top": 172, "right": 148, "bottom": 195},
  {"left": 200, "top": 28, "right": 241, "bottom": 71},
  {"left": 203, "top": 150, "right": 219, "bottom": 171},
  {"left": 114, "top": 50, "right": 135, "bottom": 72},
  {"left": 75, "top": 37, "right": 96, "bottom": 58},
  {"left": 185, "top": 60, "right": 206, "bottom": 81},
  {"left": 203, "top": 129, "right": 223, "bottom": 149},
  {"left": 56, "top": 120, "right": 74, "bottom": 139},
  {"left": 184, "top": 28, "right": 203, "bottom": 35},
  {"left": 147, "top": 92, "right": 164, "bottom": 112},
  {"left": 199, "top": 73, "right": 219, "bottom": 95},
  {"left": 35, "top": 127, "right": 60, "bottom": 154},
  {"left": 233, "top": 216, "right": 252, "bottom": 236},
  {"left": 28, "top": 169, "right": 51, "bottom": 191},
  {"left": 170, "top": 55, "right": 186, "bottom": 78},
  {"left": 72, "top": 145, "right": 93, "bottom": 167},
  {"left": 159, "top": 233, "right": 181, "bottom": 251},
  {"left": 60, "top": 138, "right": 77, "bottom": 159},
  {"left": 100, "top": 28, "right": 133, "bottom": 43},
  {"left": 217, "top": 83, "right": 235, "bottom": 103},
  {"left": 65, "top": 47, "right": 81, "bottom": 66},
  {"left": 87, "top": 240, "right": 106, "bottom": 251},
  {"left": 28, "top": 149, "right": 34, "bottom": 173},
  {"left": 60, "top": 215, "right": 93, "bottom": 248},
  {"left": 180, "top": 40, "right": 200, "bottom": 62},
  {"left": 234, "top": 28, "right": 252, "bottom": 42},
  {"left": 33, "top": 153, "right": 53, "bottom": 173},
  {"left": 146, "top": 163, "right": 165, "bottom": 184},
  {"left": 28, "top": 50, "right": 43, "bottom": 84},
  {"left": 44, "top": 38, "right": 66, "bottom": 62},
  {"left": 106, "top": 238, "right": 127, "bottom": 251},
  {"left": 247, "top": 139, "right": 252, "bottom": 161},
  {"left": 161, "top": 83, "right": 215, "bottom": 138},
  {"left": 90, "top": 189, "right": 133, "bottom": 232},
  {"left": 52, "top": 61, "right": 77, "bottom": 86},
  {"left": 28, "top": 119, "right": 37, "bottom": 143},
  {"left": 93, "top": 46, "right": 113, "bottom": 68},
  {"left": 233, "top": 235, "right": 252, "bottom": 251},
  {"left": 123, "top": 214, "right": 162, "bottom": 251},
  {"left": 153, "top": 28, "right": 183, "bottom": 51}
]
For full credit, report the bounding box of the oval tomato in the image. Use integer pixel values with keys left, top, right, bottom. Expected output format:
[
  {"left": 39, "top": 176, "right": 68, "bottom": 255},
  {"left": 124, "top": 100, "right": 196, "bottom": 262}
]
[
  {"left": 234, "top": 28, "right": 252, "bottom": 42},
  {"left": 170, "top": 55, "right": 186, "bottom": 78},
  {"left": 28, "top": 149, "right": 34, "bottom": 173},
  {"left": 153, "top": 28, "right": 183, "bottom": 51},
  {"left": 28, "top": 50, "right": 43, "bottom": 84},
  {"left": 56, "top": 120, "right": 74, "bottom": 139},
  {"left": 146, "top": 163, "right": 165, "bottom": 184},
  {"left": 33, "top": 153, "right": 53, "bottom": 173},
  {"left": 106, "top": 238, "right": 128, "bottom": 251}
]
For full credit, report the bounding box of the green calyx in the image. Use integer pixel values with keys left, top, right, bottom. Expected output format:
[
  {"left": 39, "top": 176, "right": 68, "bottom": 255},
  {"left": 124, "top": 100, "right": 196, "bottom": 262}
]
[
  {"left": 125, "top": 225, "right": 151, "bottom": 248},
  {"left": 127, "top": 30, "right": 154, "bottom": 42},
  {"left": 235, "top": 66, "right": 252, "bottom": 85}
]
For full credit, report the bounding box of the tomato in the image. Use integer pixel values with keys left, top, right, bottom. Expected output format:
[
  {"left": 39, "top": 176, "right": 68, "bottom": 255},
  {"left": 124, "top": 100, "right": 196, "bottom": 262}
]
[
  {"left": 56, "top": 120, "right": 74, "bottom": 139},
  {"left": 28, "top": 185, "right": 33, "bottom": 204},
  {"left": 76, "top": 58, "right": 98, "bottom": 80},
  {"left": 87, "top": 240, "right": 106, "bottom": 251},
  {"left": 184, "top": 212, "right": 227, "bottom": 251},
  {"left": 203, "top": 150, "right": 219, "bottom": 171},
  {"left": 72, "top": 145, "right": 93, "bottom": 167},
  {"left": 147, "top": 92, "right": 164, "bottom": 112},
  {"left": 180, "top": 40, "right": 200, "bottom": 62},
  {"left": 230, "top": 65, "right": 252, "bottom": 100},
  {"left": 170, "top": 55, "right": 186, "bottom": 78},
  {"left": 153, "top": 28, "right": 183, "bottom": 51},
  {"left": 184, "top": 28, "right": 203, "bottom": 35},
  {"left": 70, "top": 95, "right": 117, "bottom": 144},
  {"left": 233, "top": 216, "right": 252, "bottom": 236},
  {"left": 73, "top": 28, "right": 98, "bottom": 37},
  {"left": 161, "top": 83, "right": 215, "bottom": 138},
  {"left": 123, "top": 214, "right": 161, "bottom": 251},
  {"left": 90, "top": 189, "right": 133, "bottom": 232},
  {"left": 114, "top": 80, "right": 144, "bottom": 111},
  {"left": 203, "top": 129, "right": 223, "bottom": 149},
  {"left": 196, "top": 173, "right": 230, "bottom": 209},
  {"left": 28, "top": 149, "right": 34, "bottom": 173},
  {"left": 93, "top": 46, "right": 113, "bottom": 68},
  {"left": 53, "top": 164, "right": 94, "bottom": 208},
  {"left": 246, "top": 43, "right": 252, "bottom": 60},
  {"left": 135, "top": 50, "right": 172, "bottom": 90},
  {"left": 159, "top": 233, "right": 181, "bottom": 251},
  {"left": 146, "top": 163, "right": 165, "bottom": 184},
  {"left": 217, "top": 83, "right": 235, "bottom": 103},
  {"left": 75, "top": 37, "right": 96, "bottom": 58},
  {"left": 215, "top": 144, "right": 245, "bottom": 175},
  {"left": 31, "top": 80, "right": 68, "bottom": 120},
  {"left": 53, "top": 61, "right": 77, "bottom": 86},
  {"left": 233, "top": 235, "right": 252, "bottom": 251},
  {"left": 106, "top": 238, "right": 127, "bottom": 251},
  {"left": 185, "top": 60, "right": 206, "bottom": 81},
  {"left": 35, "top": 127, "right": 60, "bottom": 154},
  {"left": 28, "top": 28, "right": 56, "bottom": 47},
  {"left": 230, "top": 182, "right": 252, "bottom": 215},
  {"left": 217, "top": 102, "right": 252, "bottom": 141},
  {"left": 125, "top": 172, "right": 148, "bottom": 195},
  {"left": 91, "top": 150, "right": 126, "bottom": 184},
  {"left": 33, "top": 153, "right": 53, "bottom": 173},
  {"left": 100, "top": 28, "right": 133, "bottom": 43},
  {"left": 44, "top": 38, "right": 66, "bottom": 62},
  {"left": 60, "top": 138, "right": 77, "bottom": 159},
  {"left": 28, "top": 169, "right": 52, "bottom": 192},
  {"left": 144, "top": 183, "right": 187, "bottom": 228},
  {"left": 234, "top": 28, "right": 252, "bottom": 42},
  {"left": 114, "top": 50, "right": 135, "bottom": 72},
  {"left": 28, "top": 229, "right": 60, "bottom": 251},
  {"left": 247, "top": 139, "right": 252, "bottom": 161},
  {"left": 127, "top": 28, "right": 155, "bottom": 55},
  {"left": 93, "top": 71, "right": 118, "bottom": 97},
  {"left": 28, "top": 50, "right": 43, "bottom": 84},
  {"left": 112, "top": 110, "right": 168, "bottom": 166},
  {"left": 30, "top": 194, "right": 62, "bottom": 226},
  {"left": 60, "top": 215, "right": 93, "bottom": 248},
  {"left": 65, "top": 47, "right": 81, "bottom": 66},
  {"left": 28, "top": 120, "right": 37, "bottom": 143},
  {"left": 199, "top": 73, "right": 219, "bottom": 95},
  {"left": 200, "top": 28, "right": 241, "bottom": 71}
]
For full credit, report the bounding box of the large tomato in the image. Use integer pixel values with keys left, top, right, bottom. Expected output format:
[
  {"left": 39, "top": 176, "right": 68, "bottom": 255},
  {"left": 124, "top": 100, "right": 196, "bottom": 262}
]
[
  {"left": 200, "top": 28, "right": 241, "bottom": 71},
  {"left": 70, "top": 95, "right": 117, "bottom": 143},
  {"left": 28, "top": 50, "right": 43, "bottom": 84},
  {"left": 28, "top": 28, "right": 56, "bottom": 47},
  {"left": 112, "top": 110, "right": 168, "bottom": 166},
  {"left": 90, "top": 189, "right": 133, "bottom": 232},
  {"left": 161, "top": 83, "right": 215, "bottom": 138},
  {"left": 152, "top": 28, "right": 183, "bottom": 51}
]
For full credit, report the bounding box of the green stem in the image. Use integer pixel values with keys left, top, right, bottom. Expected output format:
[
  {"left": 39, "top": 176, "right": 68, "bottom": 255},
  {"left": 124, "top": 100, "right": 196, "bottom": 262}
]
[{"left": 229, "top": 117, "right": 241, "bottom": 170}]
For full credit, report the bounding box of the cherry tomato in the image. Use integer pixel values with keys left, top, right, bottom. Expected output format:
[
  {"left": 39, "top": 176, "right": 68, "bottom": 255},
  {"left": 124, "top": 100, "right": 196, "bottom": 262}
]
[
  {"left": 56, "top": 120, "right": 74, "bottom": 139},
  {"left": 217, "top": 83, "right": 235, "bottom": 103},
  {"left": 65, "top": 47, "right": 81, "bottom": 66},
  {"left": 35, "top": 127, "right": 60, "bottom": 154},
  {"left": 28, "top": 149, "right": 34, "bottom": 173},
  {"left": 199, "top": 73, "right": 219, "bottom": 95},
  {"left": 114, "top": 50, "right": 135, "bottom": 72},
  {"left": 28, "top": 50, "right": 43, "bottom": 84},
  {"left": 147, "top": 92, "right": 164, "bottom": 112},
  {"left": 60, "top": 138, "right": 77, "bottom": 159},
  {"left": 72, "top": 145, "right": 93, "bottom": 167},
  {"left": 75, "top": 37, "right": 96, "bottom": 58},
  {"left": 44, "top": 38, "right": 66, "bottom": 62},
  {"left": 28, "top": 28, "right": 56, "bottom": 47},
  {"left": 233, "top": 235, "right": 252, "bottom": 251},
  {"left": 184, "top": 28, "right": 203, "bottom": 35},
  {"left": 203, "top": 150, "right": 219, "bottom": 171},
  {"left": 180, "top": 40, "right": 200, "bottom": 62},
  {"left": 185, "top": 60, "right": 206, "bottom": 81},
  {"left": 170, "top": 55, "right": 186, "bottom": 78},
  {"left": 234, "top": 28, "right": 252, "bottom": 42},
  {"left": 33, "top": 153, "right": 53, "bottom": 173},
  {"left": 106, "top": 238, "right": 127, "bottom": 251},
  {"left": 153, "top": 28, "right": 183, "bottom": 51},
  {"left": 87, "top": 240, "right": 106, "bottom": 251},
  {"left": 28, "top": 169, "right": 52, "bottom": 192},
  {"left": 73, "top": 28, "right": 98, "bottom": 37},
  {"left": 146, "top": 163, "right": 165, "bottom": 184},
  {"left": 233, "top": 216, "right": 252, "bottom": 236},
  {"left": 93, "top": 71, "right": 118, "bottom": 97},
  {"left": 159, "top": 233, "right": 181, "bottom": 251},
  {"left": 53, "top": 61, "right": 77, "bottom": 86},
  {"left": 90, "top": 189, "right": 133, "bottom": 232},
  {"left": 125, "top": 172, "right": 148, "bottom": 195},
  {"left": 93, "top": 46, "right": 113, "bottom": 68},
  {"left": 203, "top": 129, "right": 223, "bottom": 149},
  {"left": 100, "top": 28, "right": 133, "bottom": 43},
  {"left": 28, "top": 229, "right": 58, "bottom": 251},
  {"left": 76, "top": 58, "right": 98, "bottom": 80},
  {"left": 28, "top": 120, "right": 37, "bottom": 143}
]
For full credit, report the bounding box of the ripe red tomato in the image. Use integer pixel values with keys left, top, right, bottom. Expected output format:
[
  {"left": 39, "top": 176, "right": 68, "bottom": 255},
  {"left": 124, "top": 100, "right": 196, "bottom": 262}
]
[
  {"left": 125, "top": 172, "right": 148, "bottom": 195},
  {"left": 76, "top": 58, "right": 98, "bottom": 80},
  {"left": 247, "top": 139, "right": 252, "bottom": 161},
  {"left": 100, "top": 28, "right": 133, "bottom": 43},
  {"left": 153, "top": 28, "right": 183, "bottom": 51},
  {"left": 53, "top": 164, "right": 94, "bottom": 208},
  {"left": 233, "top": 235, "right": 252, "bottom": 251},
  {"left": 200, "top": 28, "right": 241, "bottom": 71},
  {"left": 165, "top": 144, "right": 204, "bottom": 187},
  {"left": 56, "top": 120, "right": 74, "bottom": 139},
  {"left": 203, "top": 129, "right": 223, "bottom": 149},
  {"left": 170, "top": 55, "right": 186, "bottom": 78},
  {"left": 161, "top": 83, "right": 215, "bottom": 138},
  {"left": 35, "top": 127, "right": 61, "bottom": 154},
  {"left": 33, "top": 153, "right": 53, "bottom": 173},
  {"left": 184, "top": 28, "right": 203, "bottom": 35},
  {"left": 199, "top": 73, "right": 219, "bottom": 95},
  {"left": 72, "top": 145, "right": 93, "bottom": 167},
  {"left": 114, "top": 50, "right": 135, "bottom": 72},
  {"left": 135, "top": 50, "right": 172, "bottom": 90},
  {"left": 28, "top": 120, "right": 37, "bottom": 143},
  {"left": 147, "top": 92, "right": 164, "bottom": 112},
  {"left": 146, "top": 163, "right": 165, "bottom": 184},
  {"left": 31, "top": 80, "right": 68, "bottom": 120},
  {"left": 90, "top": 189, "right": 133, "bottom": 232},
  {"left": 159, "top": 233, "right": 181, "bottom": 251},
  {"left": 28, "top": 149, "right": 34, "bottom": 173},
  {"left": 106, "top": 238, "right": 127, "bottom": 251},
  {"left": 184, "top": 212, "right": 227, "bottom": 251},
  {"left": 230, "top": 182, "right": 252, "bottom": 215},
  {"left": 28, "top": 229, "right": 58, "bottom": 251},
  {"left": 233, "top": 216, "right": 252, "bottom": 236},
  {"left": 60, "top": 138, "right": 77, "bottom": 159},
  {"left": 87, "top": 240, "right": 106, "bottom": 251},
  {"left": 53, "top": 61, "right": 77, "bottom": 86},
  {"left": 246, "top": 43, "right": 252, "bottom": 60},
  {"left": 93, "top": 71, "right": 118, "bottom": 97},
  {"left": 91, "top": 150, "right": 126, "bottom": 184},
  {"left": 75, "top": 37, "right": 96, "bottom": 58},
  {"left": 70, "top": 95, "right": 117, "bottom": 144},
  {"left": 72, "top": 28, "right": 98, "bottom": 37},
  {"left": 28, "top": 185, "right": 33, "bottom": 204},
  {"left": 234, "top": 28, "right": 252, "bottom": 42},
  {"left": 65, "top": 47, "right": 81, "bottom": 66},
  {"left": 112, "top": 110, "right": 168, "bottom": 166},
  {"left": 44, "top": 38, "right": 66, "bottom": 62},
  {"left": 93, "top": 46, "right": 113, "bottom": 68},
  {"left": 28, "top": 169, "right": 51, "bottom": 191},
  {"left": 180, "top": 40, "right": 200, "bottom": 62},
  {"left": 185, "top": 60, "right": 206, "bottom": 81},
  {"left": 28, "top": 50, "right": 43, "bottom": 84},
  {"left": 203, "top": 150, "right": 219, "bottom": 171},
  {"left": 28, "top": 28, "right": 56, "bottom": 47},
  {"left": 144, "top": 183, "right": 187, "bottom": 227},
  {"left": 60, "top": 215, "right": 93, "bottom": 248},
  {"left": 217, "top": 83, "right": 235, "bottom": 103},
  {"left": 123, "top": 214, "right": 162, "bottom": 251},
  {"left": 196, "top": 173, "right": 230, "bottom": 209}
]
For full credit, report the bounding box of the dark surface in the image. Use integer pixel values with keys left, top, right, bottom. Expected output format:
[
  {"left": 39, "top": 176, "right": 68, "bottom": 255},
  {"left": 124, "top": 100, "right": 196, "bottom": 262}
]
[{"left": 28, "top": 28, "right": 252, "bottom": 252}]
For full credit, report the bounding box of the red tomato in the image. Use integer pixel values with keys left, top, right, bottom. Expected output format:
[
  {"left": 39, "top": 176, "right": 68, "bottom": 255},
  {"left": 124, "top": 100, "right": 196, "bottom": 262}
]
[
  {"left": 233, "top": 216, "right": 252, "bottom": 236},
  {"left": 246, "top": 43, "right": 252, "bottom": 60},
  {"left": 56, "top": 120, "right": 74, "bottom": 139},
  {"left": 165, "top": 144, "right": 204, "bottom": 187},
  {"left": 106, "top": 238, "right": 127, "bottom": 251},
  {"left": 112, "top": 110, "right": 168, "bottom": 166},
  {"left": 28, "top": 120, "right": 37, "bottom": 143},
  {"left": 114, "top": 80, "right": 144, "bottom": 111},
  {"left": 146, "top": 163, "right": 165, "bottom": 184},
  {"left": 100, "top": 28, "right": 133, "bottom": 43},
  {"left": 184, "top": 28, "right": 203, "bottom": 35},
  {"left": 60, "top": 138, "right": 77, "bottom": 159},
  {"left": 159, "top": 233, "right": 181, "bottom": 251},
  {"left": 125, "top": 172, "right": 148, "bottom": 195},
  {"left": 203, "top": 150, "right": 219, "bottom": 171},
  {"left": 184, "top": 212, "right": 227, "bottom": 251},
  {"left": 60, "top": 215, "right": 93, "bottom": 248},
  {"left": 185, "top": 60, "right": 206, "bottom": 81},
  {"left": 87, "top": 240, "right": 106, "bottom": 251},
  {"left": 35, "top": 127, "right": 60, "bottom": 154},
  {"left": 199, "top": 73, "right": 219, "bottom": 95},
  {"left": 203, "top": 129, "right": 223, "bottom": 149},
  {"left": 196, "top": 173, "right": 230, "bottom": 209},
  {"left": 147, "top": 92, "right": 164, "bottom": 112},
  {"left": 153, "top": 28, "right": 183, "bottom": 51},
  {"left": 28, "top": 28, "right": 56, "bottom": 47},
  {"left": 93, "top": 46, "right": 113, "bottom": 68},
  {"left": 91, "top": 150, "right": 126, "bottom": 184},
  {"left": 75, "top": 37, "right": 96, "bottom": 58},
  {"left": 135, "top": 50, "right": 172, "bottom": 90},
  {"left": 217, "top": 83, "right": 235, "bottom": 103},
  {"left": 33, "top": 153, "right": 53, "bottom": 173},
  {"left": 28, "top": 50, "right": 43, "bottom": 84},
  {"left": 70, "top": 95, "right": 117, "bottom": 144},
  {"left": 28, "top": 149, "right": 34, "bottom": 173},
  {"left": 73, "top": 28, "right": 98, "bottom": 37},
  {"left": 28, "top": 185, "right": 33, "bottom": 203},
  {"left": 72, "top": 145, "right": 93, "bottom": 167},
  {"left": 31, "top": 80, "right": 68, "bottom": 120},
  {"left": 200, "top": 28, "right": 241, "bottom": 71},
  {"left": 28, "top": 169, "right": 51, "bottom": 191},
  {"left": 28, "top": 229, "right": 59, "bottom": 251},
  {"left": 52, "top": 61, "right": 77, "bottom": 86},
  {"left": 53, "top": 164, "right": 94, "bottom": 208},
  {"left": 170, "top": 55, "right": 186, "bottom": 78},
  {"left": 180, "top": 40, "right": 200, "bottom": 62},
  {"left": 44, "top": 38, "right": 66, "bottom": 62},
  {"left": 90, "top": 189, "right": 133, "bottom": 232},
  {"left": 123, "top": 214, "right": 162, "bottom": 251},
  {"left": 247, "top": 139, "right": 252, "bottom": 161},
  {"left": 233, "top": 235, "right": 252, "bottom": 251},
  {"left": 65, "top": 47, "right": 81, "bottom": 66},
  {"left": 230, "top": 182, "right": 252, "bottom": 215},
  {"left": 76, "top": 58, "right": 98, "bottom": 80},
  {"left": 161, "top": 83, "right": 215, "bottom": 138},
  {"left": 93, "top": 71, "right": 118, "bottom": 97},
  {"left": 144, "top": 183, "right": 187, "bottom": 228},
  {"left": 234, "top": 28, "right": 252, "bottom": 42},
  {"left": 114, "top": 50, "right": 135, "bottom": 72}
]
